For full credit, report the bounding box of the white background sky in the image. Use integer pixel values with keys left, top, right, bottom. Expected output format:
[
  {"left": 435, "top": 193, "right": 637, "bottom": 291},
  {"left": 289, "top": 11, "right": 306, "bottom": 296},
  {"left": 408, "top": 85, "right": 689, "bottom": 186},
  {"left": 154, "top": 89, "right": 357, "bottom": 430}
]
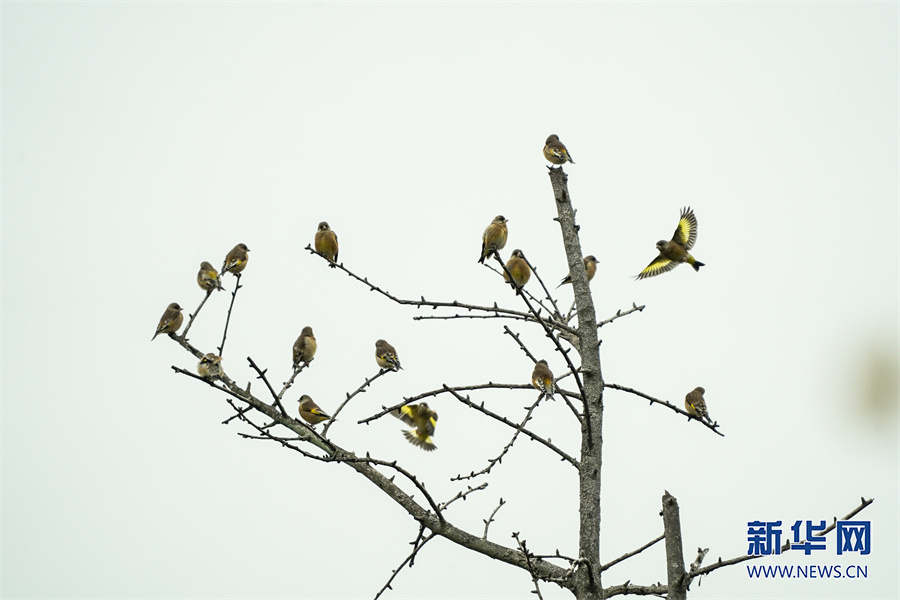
[{"left": 2, "top": 2, "right": 898, "bottom": 599}]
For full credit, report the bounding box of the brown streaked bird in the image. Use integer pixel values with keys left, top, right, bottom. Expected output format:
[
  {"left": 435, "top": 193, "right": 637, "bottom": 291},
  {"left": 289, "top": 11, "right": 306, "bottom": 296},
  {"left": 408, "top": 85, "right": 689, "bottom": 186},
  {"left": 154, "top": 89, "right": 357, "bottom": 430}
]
[
  {"left": 314, "top": 221, "right": 339, "bottom": 266},
  {"left": 375, "top": 339, "right": 402, "bottom": 371},
  {"left": 503, "top": 249, "right": 531, "bottom": 288},
  {"left": 152, "top": 302, "right": 183, "bottom": 341},
  {"left": 531, "top": 360, "right": 556, "bottom": 399},
  {"left": 392, "top": 402, "right": 438, "bottom": 451},
  {"left": 298, "top": 395, "right": 331, "bottom": 426},
  {"left": 684, "top": 387, "right": 711, "bottom": 424},
  {"left": 220, "top": 243, "right": 250, "bottom": 276},
  {"left": 558, "top": 255, "right": 598, "bottom": 288},
  {"left": 292, "top": 326, "right": 317, "bottom": 368},
  {"left": 478, "top": 215, "right": 509, "bottom": 264},
  {"left": 636, "top": 207, "right": 705, "bottom": 280},
  {"left": 543, "top": 134, "right": 575, "bottom": 165},
  {"left": 197, "top": 261, "right": 223, "bottom": 292},
  {"left": 197, "top": 353, "right": 223, "bottom": 379}
]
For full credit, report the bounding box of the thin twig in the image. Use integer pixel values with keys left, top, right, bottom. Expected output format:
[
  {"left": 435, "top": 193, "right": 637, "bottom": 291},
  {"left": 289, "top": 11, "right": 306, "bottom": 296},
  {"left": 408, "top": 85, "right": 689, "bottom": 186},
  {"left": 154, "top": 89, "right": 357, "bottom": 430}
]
[
  {"left": 512, "top": 532, "right": 544, "bottom": 600},
  {"left": 181, "top": 289, "right": 213, "bottom": 340},
  {"left": 600, "top": 534, "right": 664, "bottom": 572},
  {"left": 597, "top": 303, "right": 646, "bottom": 328},
  {"left": 218, "top": 273, "right": 242, "bottom": 356},
  {"left": 439, "top": 482, "right": 489, "bottom": 511},
  {"left": 482, "top": 498, "right": 506, "bottom": 540},
  {"left": 322, "top": 369, "right": 391, "bottom": 436},
  {"left": 246, "top": 356, "right": 288, "bottom": 417},
  {"left": 374, "top": 526, "right": 436, "bottom": 600},
  {"left": 278, "top": 362, "right": 310, "bottom": 400},
  {"left": 605, "top": 383, "right": 725, "bottom": 437}
]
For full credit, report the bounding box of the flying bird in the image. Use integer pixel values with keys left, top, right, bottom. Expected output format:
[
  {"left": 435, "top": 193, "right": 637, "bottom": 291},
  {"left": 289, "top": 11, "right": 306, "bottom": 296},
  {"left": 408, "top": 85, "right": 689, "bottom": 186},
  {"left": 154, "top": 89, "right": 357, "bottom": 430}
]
[
  {"left": 636, "top": 207, "right": 704, "bottom": 279},
  {"left": 392, "top": 402, "right": 438, "bottom": 451}
]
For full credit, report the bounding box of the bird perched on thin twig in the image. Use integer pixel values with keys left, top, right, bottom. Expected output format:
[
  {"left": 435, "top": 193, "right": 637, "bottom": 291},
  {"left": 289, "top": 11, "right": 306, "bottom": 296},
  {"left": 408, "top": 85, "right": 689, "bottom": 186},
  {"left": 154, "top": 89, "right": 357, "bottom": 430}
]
[
  {"left": 478, "top": 215, "right": 508, "bottom": 264},
  {"left": 504, "top": 249, "right": 531, "bottom": 288},
  {"left": 221, "top": 243, "right": 250, "bottom": 277},
  {"left": 152, "top": 303, "right": 183, "bottom": 341},
  {"left": 558, "top": 255, "right": 598, "bottom": 288},
  {"left": 197, "top": 353, "right": 223, "bottom": 379},
  {"left": 314, "top": 221, "right": 339, "bottom": 266},
  {"left": 197, "top": 261, "right": 224, "bottom": 292},
  {"left": 543, "top": 134, "right": 575, "bottom": 165},
  {"left": 531, "top": 360, "right": 556, "bottom": 399},
  {"left": 293, "top": 326, "right": 317, "bottom": 368},
  {"left": 298, "top": 395, "right": 331, "bottom": 425},
  {"left": 684, "top": 387, "right": 712, "bottom": 424},
  {"left": 392, "top": 403, "right": 438, "bottom": 451},
  {"left": 375, "top": 339, "right": 402, "bottom": 371},
  {"left": 637, "top": 207, "right": 704, "bottom": 279}
]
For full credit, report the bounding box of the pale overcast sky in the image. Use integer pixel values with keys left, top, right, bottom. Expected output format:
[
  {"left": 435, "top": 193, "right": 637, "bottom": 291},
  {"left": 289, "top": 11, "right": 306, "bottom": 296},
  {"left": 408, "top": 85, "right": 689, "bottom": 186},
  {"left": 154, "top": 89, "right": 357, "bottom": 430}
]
[{"left": 2, "top": 2, "right": 898, "bottom": 599}]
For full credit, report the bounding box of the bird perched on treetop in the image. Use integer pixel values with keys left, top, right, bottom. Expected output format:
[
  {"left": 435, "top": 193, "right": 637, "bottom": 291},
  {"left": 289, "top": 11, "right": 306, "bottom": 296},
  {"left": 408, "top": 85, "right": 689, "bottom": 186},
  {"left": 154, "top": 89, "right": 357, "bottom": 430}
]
[
  {"left": 504, "top": 249, "right": 531, "bottom": 288},
  {"left": 314, "top": 221, "right": 339, "bottom": 266},
  {"left": 636, "top": 207, "right": 705, "bottom": 279},
  {"left": 543, "top": 134, "right": 575, "bottom": 165},
  {"left": 375, "top": 339, "right": 402, "bottom": 371},
  {"left": 197, "top": 261, "right": 224, "bottom": 292},
  {"left": 478, "top": 215, "right": 509, "bottom": 264},
  {"left": 221, "top": 243, "right": 250, "bottom": 276},
  {"left": 152, "top": 302, "right": 183, "bottom": 341},
  {"left": 531, "top": 360, "right": 556, "bottom": 399},
  {"left": 392, "top": 403, "right": 438, "bottom": 451},
  {"left": 684, "top": 387, "right": 712, "bottom": 424},
  {"left": 298, "top": 395, "right": 331, "bottom": 425},
  {"left": 197, "top": 353, "right": 223, "bottom": 379},
  {"left": 558, "top": 255, "right": 598, "bottom": 288},
  {"left": 293, "top": 326, "right": 317, "bottom": 368}
]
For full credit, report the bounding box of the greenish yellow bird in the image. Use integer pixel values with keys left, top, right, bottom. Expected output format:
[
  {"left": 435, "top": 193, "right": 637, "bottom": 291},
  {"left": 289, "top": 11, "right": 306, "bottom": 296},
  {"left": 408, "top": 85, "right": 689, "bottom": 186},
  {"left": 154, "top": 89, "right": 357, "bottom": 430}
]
[
  {"left": 637, "top": 207, "right": 705, "bottom": 280},
  {"left": 298, "top": 395, "right": 331, "bottom": 425},
  {"left": 531, "top": 360, "right": 556, "bottom": 399},
  {"left": 504, "top": 249, "right": 531, "bottom": 288},
  {"left": 197, "top": 353, "right": 223, "bottom": 379},
  {"left": 221, "top": 243, "right": 250, "bottom": 276},
  {"left": 684, "top": 386, "right": 711, "bottom": 424},
  {"left": 293, "top": 326, "right": 317, "bottom": 368},
  {"left": 375, "top": 339, "right": 402, "bottom": 371},
  {"left": 314, "top": 221, "right": 339, "bottom": 266},
  {"left": 152, "top": 302, "right": 183, "bottom": 341},
  {"left": 478, "top": 215, "right": 509, "bottom": 264},
  {"left": 543, "top": 134, "right": 575, "bottom": 165},
  {"left": 392, "top": 402, "right": 438, "bottom": 451},
  {"left": 558, "top": 255, "right": 598, "bottom": 288},
  {"left": 197, "top": 261, "right": 223, "bottom": 292}
]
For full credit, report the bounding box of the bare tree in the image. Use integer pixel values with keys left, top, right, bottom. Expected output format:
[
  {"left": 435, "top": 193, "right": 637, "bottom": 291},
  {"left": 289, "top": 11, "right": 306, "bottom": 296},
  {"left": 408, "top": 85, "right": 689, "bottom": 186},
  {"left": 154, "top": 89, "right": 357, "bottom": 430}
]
[{"left": 160, "top": 165, "right": 872, "bottom": 599}]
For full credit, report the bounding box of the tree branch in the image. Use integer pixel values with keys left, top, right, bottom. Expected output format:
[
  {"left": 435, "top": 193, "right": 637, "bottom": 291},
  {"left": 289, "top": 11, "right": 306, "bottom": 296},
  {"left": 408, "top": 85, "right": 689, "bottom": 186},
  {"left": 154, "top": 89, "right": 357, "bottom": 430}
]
[
  {"left": 600, "top": 534, "right": 664, "bottom": 572},
  {"left": 217, "top": 273, "right": 242, "bottom": 356},
  {"left": 605, "top": 383, "right": 725, "bottom": 437},
  {"left": 322, "top": 369, "right": 391, "bottom": 436},
  {"left": 181, "top": 289, "right": 213, "bottom": 340}
]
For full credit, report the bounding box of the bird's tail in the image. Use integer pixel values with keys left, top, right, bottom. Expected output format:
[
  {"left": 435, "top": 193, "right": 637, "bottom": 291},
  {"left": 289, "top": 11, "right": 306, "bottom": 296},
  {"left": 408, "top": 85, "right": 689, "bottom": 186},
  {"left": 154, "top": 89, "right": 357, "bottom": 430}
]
[{"left": 690, "top": 259, "right": 705, "bottom": 272}]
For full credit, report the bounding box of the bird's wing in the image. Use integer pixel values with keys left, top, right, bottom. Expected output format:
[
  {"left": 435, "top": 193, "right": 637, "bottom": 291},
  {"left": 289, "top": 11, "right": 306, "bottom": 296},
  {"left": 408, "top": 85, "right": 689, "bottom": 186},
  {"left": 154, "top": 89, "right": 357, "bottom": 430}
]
[
  {"left": 636, "top": 255, "right": 678, "bottom": 279},
  {"left": 672, "top": 207, "right": 699, "bottom": 250}
]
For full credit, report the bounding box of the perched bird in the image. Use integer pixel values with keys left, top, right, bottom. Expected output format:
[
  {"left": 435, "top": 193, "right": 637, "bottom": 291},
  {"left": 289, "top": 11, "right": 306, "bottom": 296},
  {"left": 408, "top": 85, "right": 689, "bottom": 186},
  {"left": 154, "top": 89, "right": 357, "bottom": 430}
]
[
  {"left": 392, "top": 402, "right": 438, "bottom": 451},
  {"left": 197, "top": 261, "right": 223, "bottom": 292},
  {"left": 543, "top": 134, "right": 575, "bottom": 165},
  {"left": 531, "top": 360, "right": 556, "bottom": 399},
  {"left": 684, "top": 387, "right": 712, "bottom": 424},
  {"left": 478, "top": 215, "right": 509, "bottom": 264},
  {"left": 504, "top": 249, "right": 531, "bottom": 288},
  {"left": 221, "top": 243, "right": 250, "bottom": 276},
  {"left": 314, "top": 221, "right": 339, "bottom": 266},
  {"left": 558, "top": 255, "right": 598, "bottom": 288},
  {"left": 197, "top": 353, "right": 223, "bottom": 379},
  {"left": 152, "top": 302, "right": 183, "bottom": 341},
  {"left": 298, "top": 395, "right": 331, "bottom": 426},
  {"left": 637, "top": 207, "right": 705, "bottom": 279},
  {"left": 375, "top": 339, "right": 402, "bottom": 371},
  {"left": 292, "top": 326, "right": 317, "bottom": 368}
]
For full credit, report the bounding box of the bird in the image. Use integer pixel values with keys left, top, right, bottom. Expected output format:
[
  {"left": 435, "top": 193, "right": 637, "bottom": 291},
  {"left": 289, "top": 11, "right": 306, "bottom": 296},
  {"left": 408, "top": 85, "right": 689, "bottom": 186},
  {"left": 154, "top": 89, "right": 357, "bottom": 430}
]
[
  {"left": 197, "top": 261, "right": 223, "bottom": 292},
  {"left": 478, "top": 215, "right": 509, "bottom": 264},
  {"left": 392, "top": 403, "right": 438, "bottom": 451},
  {"left": 375, "top": 339, "right": 402, "bottom": 371},
  {"left": 293, "top": 326, "right": 317, "bottom": 368},
  {"left": 152, "top": 302, "right": 183, "bottom": 341},
  {"left": 636, "top": 207, "right": 705, "bottom": 279},
  {"left": 504, "top": 249, "right": 531, "bottom": 288},
  {"left": 558, "top": 255, "right": 598, "bottom": 288},
  {"left": 684, "top": 387, "right": 712, "bottom": 424},
  {"left": 298, "top": 395, "right": 331, "bottom": 425},
  {"left": 543, "top": 134, "right": 575, "bottom": 165},
  {"left": 531, "top": 360, "right": 556, "bottom": 399},
  {"left": 221, "top": 243, "right": 250, "bottom": 276},
  {"left": 314, "top": 221, "right": 339, "bottom": 266},
  {"left": 197, "top": 353, "right": 223, "bottom": 379}
]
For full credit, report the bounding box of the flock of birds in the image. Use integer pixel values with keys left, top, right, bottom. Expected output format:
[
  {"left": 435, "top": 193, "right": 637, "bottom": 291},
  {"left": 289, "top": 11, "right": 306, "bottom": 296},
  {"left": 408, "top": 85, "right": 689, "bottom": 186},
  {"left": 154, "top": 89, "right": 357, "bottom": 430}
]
[{"left": 152, "top": 135, "right": 713, "bottom": 452}]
